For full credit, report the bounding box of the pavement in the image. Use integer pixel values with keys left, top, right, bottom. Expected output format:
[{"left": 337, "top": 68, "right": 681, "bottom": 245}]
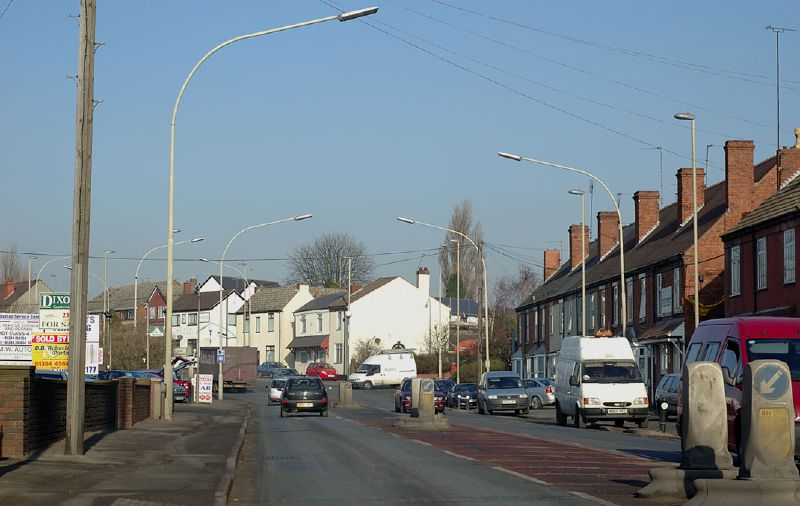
[{"left": 0, "top": 399, "right": 250, "bottom": 506}]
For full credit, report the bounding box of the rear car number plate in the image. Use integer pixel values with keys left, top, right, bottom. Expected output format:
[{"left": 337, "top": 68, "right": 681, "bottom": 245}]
[
  {"left": 298, "top": 402, "right": 313, "bottom": 408},
  {"left": 502, "top": 400, "right": 516, "bottom": 404},
  {"left": 607, "top": 408, "right": 627, "bottom": 414}
]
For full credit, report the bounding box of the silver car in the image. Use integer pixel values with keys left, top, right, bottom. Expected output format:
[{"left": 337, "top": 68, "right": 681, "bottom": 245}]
[
  {"left": 268, "top": 378, "right": 288, "bottom": 404},
  {"left": 477, "top": 371, "right": 529, "bottom": 416},
  {"left": 523, "top": 378, "right": 555, "bottom": 409}
]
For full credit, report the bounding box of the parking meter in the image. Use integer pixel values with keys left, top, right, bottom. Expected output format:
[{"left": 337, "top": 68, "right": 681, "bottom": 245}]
[
  {"left": 738, "top": 360, "right": 799, "bottom": 480},
  {"left": 659, "top": 401, "right": 669, "bottom": 433}
]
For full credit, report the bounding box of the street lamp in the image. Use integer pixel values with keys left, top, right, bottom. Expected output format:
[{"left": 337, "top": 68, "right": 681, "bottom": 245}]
[
  {"left": 27, "top": 256, "right": 38, "bottom": 312},
  {"left": 449, "top": 238, "right": 462, "bottom": 383},
  {"left": 134, "top": 237, "right": 204, "bottom": 331},
  {"left": 35, "top": 257, "right": 71, "bottom": 306},
  {"left": 216, "top": 214, "right": 312, "bottom": 399},
  {"left": 103, "top": 250, "right": 114, "bottom": 357},
  {"left": 674, "top": 112, "right": 699, "bottom": 330},
  {"left": 498, "top": 152, "right": 628, "bottom": 337},
  {"left": 163, "top": 6, "right": 378, "bottom": 421},
  {"left": 568, "top": 189, "right": 586, "bottom": 335},
  {"left": 397, "top": 217, "right": 491, "bottom": 373}
]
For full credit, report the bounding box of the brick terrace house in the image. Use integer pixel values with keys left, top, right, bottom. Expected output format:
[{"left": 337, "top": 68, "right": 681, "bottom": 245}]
[
  {"left": 88, "top": 280, "right": 181, "bottom": 326},
  {"left": 0, "top": 279, "right": 53, "bottom": 314},
  {"left": 723, "top": 131, "right": 800, "bottom": 317},
  {"left": 515, "top": 137, "right": 799, "bottom": 397}
]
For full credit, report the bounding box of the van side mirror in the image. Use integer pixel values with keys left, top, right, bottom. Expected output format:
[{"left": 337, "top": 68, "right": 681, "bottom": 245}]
[
  {"left": 569, "top": 375, "right": 580, "bottom": 387},
  {"left": 721, "top": 366, "right": 735, "bottom": 385}
]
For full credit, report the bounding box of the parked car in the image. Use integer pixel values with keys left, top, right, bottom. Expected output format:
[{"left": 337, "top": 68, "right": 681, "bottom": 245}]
[
  {"left": 35, "top": 369, "right": 68, "bottom": 380},
  {"left": 447, "top": 383, "right": 478, "bottom": 409},
  {"left": 272, "top": 368, "right": 300, "bottom": 379},
  {"left": 267, "top": 378, "right": 288, "bottom": 404},
  {"left": 258, "top": 361, "right": 287, "bottom": 378},
  {"left": 676, "top": 316, "right": 800, "bottom": 460},
  {"left": 477, "top": 371, "right": 529, "bottom": 416},
  {"left": 131, "top": 370, "right": 189, "bottom": 402},
  {"left": 523, "top": 378, "right": 555, "bottom": 409},
  {"left": 153, "top": 367, "right": 193, "bottom": 401},
  {"left": 98, "top": 370, "right": 134, "bottom": 380},
  {"left": 654, "top": 373, "right": 679, "bottom": 418},
  {"left": 280, "top": 376, "right": 328, "bottom": 417},
  {"left": 172, "top": 382, "right": 187, "bottom": 402},
  {"left": 434, "top": 378, "right": 455, "bottom": 395},
  {"left": 394, "top": 378, "right": 445, "bottom": 413},
  {"left": 350, "top": 351, "right": 416, "bottom": 389},
  {"left": 306, "top": 362, "right": 339, "bottom": 381}
]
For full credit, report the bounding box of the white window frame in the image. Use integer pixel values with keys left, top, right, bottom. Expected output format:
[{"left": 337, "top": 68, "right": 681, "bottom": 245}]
[
  {"left": 335, "top": 343, "right": 343, "bottom": 364},
  {"left": 639, "top": 274, "right": 647, "bottom": 322},
  {"left": 336, "top": 311, "right": 343, "bottom": 331},
  {"left": 626, "top": 277, "right": 633, "bottom": 324},
  {"left": 317, "top": 313, "right": 323, "bottom": 332},
  {"left": 268, "top": 313, "right": 275, "bottom": 332},
  {"left": 757, "top": 237, "right": 767, "bottom": 290},
  {"left": 265, "top": 345, "right": 275, "bottom": 362},
  {"left": 599, "top": 289, "right": 606, "bottom": 328},
  {"left": 731, "top": 245, "right": 741, "bottom": 296},
  {"left": 673, "top": 267, "right": 682, "bottom": 313},
  {"left": 558, "top": 299, "right": 564, "bottom": 334},
  {"left": 576, "top": 296, "right": 583, "bottom": 334},
  {"left": 784, "top": 229, "right": 796, "bottom": 284},
  {"left": 255, "top": 316, "right": 261, "bottom": 333},
  {"left": 612, "top": 282, "right": 619, "bottom": 326},
  {"left": 656, "top": 273, "right": 663, "bottom": 317},
  {"left": 589, "top": 292, "right": 596, "bottom": 330},
  {"left": 300, "top": 314, "right": 307, "bottom": 334}
]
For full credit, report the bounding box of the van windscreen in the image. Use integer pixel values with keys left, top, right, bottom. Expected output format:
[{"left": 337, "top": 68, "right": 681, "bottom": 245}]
[
  {"left": 582, "top": 362, "right": 642, "bottom": 383},
  {"left": 746, "top": 339, "right": 800, "bottom": 380}
]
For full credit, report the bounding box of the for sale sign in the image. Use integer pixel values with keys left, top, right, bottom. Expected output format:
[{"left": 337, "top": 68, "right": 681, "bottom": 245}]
[
  {"left": 39, "top": 292, "right": 70, "bottom": 330},
  {"left": 31, "top": 333, "right": 70, "bottom": 370},
  {"left": 198, "top": 374, "right": 213, "bottom": 403}
]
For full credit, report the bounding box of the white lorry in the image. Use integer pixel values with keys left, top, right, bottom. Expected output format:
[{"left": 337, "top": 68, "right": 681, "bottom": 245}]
[
  {"left": 349, "top": 351, "right": 417, "bottom": 389},
  {"left": 554, "top": 335, "right": 649, "bottom": 429}
]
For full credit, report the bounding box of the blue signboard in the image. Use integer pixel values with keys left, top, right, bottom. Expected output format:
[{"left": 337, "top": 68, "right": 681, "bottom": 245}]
[
  {"left": 754, "top": 363, "right": 789, "bottom": 401},
  {"left": 216, "top": 348, "right": 225, "bottom": 364}
]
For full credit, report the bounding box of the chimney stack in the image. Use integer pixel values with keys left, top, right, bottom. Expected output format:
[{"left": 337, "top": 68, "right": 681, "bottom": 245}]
[
  {"left": 633, "top": 191, "right": 660, "bottom": 243},
  {"left": 777, "top": 128, "right": 800, "bottom": 188},
  {"left": 543, "top": 249, "right": 561, "bottom": 281},
  {"left": 3, "top": 280, "right": 14, "bottom": 299},
  {"left": 597, "top": 211, "right": 620, "bottom": 258},
  {"left": 183, "top": 279, "right": 194, "bottom": 294},
  {"left": 724, "top": 140, "right": 755, "bottom": 222},
  {"left": 677, "top": 168, "right": 706, "bottom": 224},
  {"left": 416, "top": 267, "right": 431, "bottom": 296},
  {"left": 568, "top": 224, "right": 589, "bottom": 270}
]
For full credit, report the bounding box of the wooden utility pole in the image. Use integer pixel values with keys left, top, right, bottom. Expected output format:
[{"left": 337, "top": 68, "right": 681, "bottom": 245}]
[{"left": 65, "top": 0, "right": 96, "bottom": 456}]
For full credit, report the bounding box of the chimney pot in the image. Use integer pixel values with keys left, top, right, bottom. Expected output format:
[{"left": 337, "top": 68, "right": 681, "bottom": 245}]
[
  {"left": 677, "top": 168, "right": 706, "bottom": 224},
  {"left": 183, "top": 281, "right": 193, "bottom": 295},
  {"left": 543, "top": 249, "right": 561, "bottom": 281},
  {"left": 597, "top": 211, "right": 620, "bottom": 258},
  {"left": 724, "top": 140, "right": 755, "bottom": 222},
  {"left": 3, "top": 280, "right": 14, "bottom": 299},
  {"left": 634, "top": 190, "right": 660, "bottom": 243},
  {"left": 416, "top": 267, "right": 431, "bottom": 295},
  {"left": 568, "top": 224, "right": 589, "bottom": 270}
]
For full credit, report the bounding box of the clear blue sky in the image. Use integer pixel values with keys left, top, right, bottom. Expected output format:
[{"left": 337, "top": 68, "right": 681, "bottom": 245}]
[{"left": 2, "top": 0, "right": 797, "bottom": 298}]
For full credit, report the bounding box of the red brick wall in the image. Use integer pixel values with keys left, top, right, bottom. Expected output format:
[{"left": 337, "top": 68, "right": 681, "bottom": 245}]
[
  {"left": 597, "top": 211, "right": 620, "bottom": 258},
  {"left": 677, "top": 168, "right": 706, "bottom": 224},
  {"left": 634, "top": 191, "right": 660, "bottom": 243},
  {"left": 543, "top": 249, "right": 560, "bottom": 281},
  {"left": 568, "top": 224, "right": 589, "bottom": 270},
  {"left": 725, "top": 140, "right": 755, "bottom": 223}
]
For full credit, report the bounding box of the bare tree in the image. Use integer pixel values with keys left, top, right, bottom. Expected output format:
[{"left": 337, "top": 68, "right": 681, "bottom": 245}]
[
  {"left": 438, "top": 201, "right": 484, "bottom": 300},
  {"left": 105, "top": 317, "right": 165, "bottom": 371},
  {"left": 1, "top": 243, "right": 23, "bottom": 282},
  {"left": 351, "top": 337, "right": 382, "bottom": 370},
  {"left": 286, "top": 232, "right": 374, "bottom": 288},
  {"left": 492, "top": 266, "right": 538, "bottom": 311}
]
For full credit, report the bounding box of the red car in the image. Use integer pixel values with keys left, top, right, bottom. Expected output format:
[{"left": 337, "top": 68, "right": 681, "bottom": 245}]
[
  {"left": 305, "top": 362, "right": 339, "bottom": 381},
  {"left": 394, "top": 378, "right": 445, "bottom": 414}
]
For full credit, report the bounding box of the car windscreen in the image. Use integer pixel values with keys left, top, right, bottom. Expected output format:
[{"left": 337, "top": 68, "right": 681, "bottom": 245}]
[
  {"left": 486, "top": 376, "right": 523, "bottom": 389},
  {"left": 538, "top": 378, "right": 553, "bottom": 386},
  {"left": 271, "top": 379, "right": 286, "bottom": 388},
  {"left": 746, "top": 338, "right": 800, "bottom": 381},
  {"left": 582, "top": 362, "right": 643, "bottom": 383},
  {"left": 356, "top": 364, "right": 379, "bottom": 375},
  {"left": 287, "top": 378, "right": 323, "bottom": 391},
  {"left": 456, "top": 384, "right": 477, "bottom": 394},
  {"left": 435, "top": 380, "right": 454, "bottom": 391}
]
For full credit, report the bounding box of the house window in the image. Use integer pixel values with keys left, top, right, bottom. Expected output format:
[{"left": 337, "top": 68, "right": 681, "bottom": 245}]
[
  {"left": 558, "top": 300, "right": 564, "bottom": 333},
  {"left": 731, "top": 245, "right": 741, "bottom": 296},
  {"left": 533, "top": 310, "right": 539, "bottom": 341},
  {"left": 181, "top": 313, "right": 186, "bottom": 324},
  {"left": 576, "top": 296, "right": 582, "bottom": 334},
  {"left": 599, "top": 289, "right": 606, "bottom": 328},
  {"left": 626, "top": 277, "right": 633, "bottom": 324},
  {"left": 656, "top": 273, "right": 663, "bottom": 317},
  {"left": 268, "top": 313, "right": 275, "bottom": 332},
  {"left": 757, "top": 237, "right": 767, "bottom": 290},
  {"left": 524, "top": 312, "right": 529, "bottom": 342},
  {"left": 188, "top": 312, "right": 197, "bottom": 326},
  {"left": 317, "top": 313, "right": 323, "bottom": 332},
  {"left": 300, "top": 315, "right": 307, "bottom": 334},
  {"left": 200, "top": 311, "right": 210, "bottom": 323},
  {"left": 255, "top": 316, "right": 261, "bottom": 333},
  {"left": 299, "top": 350, "right": 309, "bottom": 363},
  {"left": 149, "top": 306, "right": 156, "bottom": 319},
  {"left": 589, "top": 292, "right": 596, "bottom": 330},
  {"left": 673, "top": 267, "right": 682, "bottom": 313},
  {"left": 243, "top": 317, "right": 250, "bottom": 334},
  {"left": 227, "top": 314, "right": 236, "bottom": 327},
  {"left": 265, "top": 345, "right": 275, "bottom": 362},
  {"left": 639, "top": 274, "right": 647, "bottom": 322},
  {"left": 612, "top": 283, "right": 619, "bottom": 326},
  {"left": 549, "top": 305, "right": 555, "bottom": 336},
  {"left": 158, "top": 306, "right": 166, "bottom": 319},
  {"left": 336, "top": 311, "right": 342, "bottom": 331},
  {"left": 565, "top": 299, "right": 573, "bottom": 334},
  {"left": 172, "top": 314, "right": 179, "bottom": 326},
  {"left": 335, "top": 343, "right": 343, "bottom": 364},
  {"left": 784, "top": 229, "right": 796, "bottom": 284}
]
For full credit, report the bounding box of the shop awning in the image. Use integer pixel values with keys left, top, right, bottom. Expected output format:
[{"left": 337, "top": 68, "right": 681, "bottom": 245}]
[
  {"left": 286, "top": 335, "right": 328, "bottom": 349},
  {"left": 638, "top": 317, "right": 685, "bottom": 341},
  {"left": 321, "top": 336, "right": 330, "bottom": 350}
]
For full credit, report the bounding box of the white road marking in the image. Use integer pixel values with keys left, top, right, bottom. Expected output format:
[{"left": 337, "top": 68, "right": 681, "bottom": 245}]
[
  {"left": 569, "top": 490, "right": 619, "bottom": 506},
  {"left": 411, "top": 439, "right": 432, "bottom": 446},
  {"left": 442, "top": 450, "right": 475, "bottom": 461},
  {"left": 491, "top": 466, "right": 550, "bottom": 485}
]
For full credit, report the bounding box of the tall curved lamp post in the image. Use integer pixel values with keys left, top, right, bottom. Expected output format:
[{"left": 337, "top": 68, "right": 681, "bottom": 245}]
[
  {"left": 162, "top": 7, "right": 377, "bottom": 418},
  {"left": 397, "top": 217, "right": 491, "bottom": 373},
  {"left": 134, "top": 237, "right": 204, "bottom": 331},
  {"left": 498, "top": 152, "right": 627, "bottom": 338},
  {"left": 35, "top": 256, "right": 71, "bottom": 308},
  {"left": 673, "top": 112, "right": 700, "bottom": 330},
  {"left": 216, "top": 215, "right": 312, "bottom": 399},
  {"left": 568, "top": 189, "right": 587, "bottom": 335}
]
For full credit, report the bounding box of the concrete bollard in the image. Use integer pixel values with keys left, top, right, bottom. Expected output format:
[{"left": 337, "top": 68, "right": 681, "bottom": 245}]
[
  {"left": 418, "top": 378, "right": 435, "bottom": 419},
  {"left": 410, "top": 378, "right": 422, "bottom": 418},
  {"left": 636, "top": 362, "right": 735, "bottom": 501},
  {"left": 688, "top": 360, "right": 800, "bottom": 505},
  {"left": 339, "top": 380, "right": 353, "bottom": 407}
]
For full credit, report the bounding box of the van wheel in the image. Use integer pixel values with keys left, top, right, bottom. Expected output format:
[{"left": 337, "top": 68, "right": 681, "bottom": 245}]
[
  {"left": 518, "top": 408, "right": 529, "bottom": 417},
  {"left": 531, "top": 396, "right": 543, "bottom": 410},
  {"left": 636, "top": 419, "right": 649, "bottom": 429},
  {"left": 614, "top": 420, "right": 625, "bottom": 428},
  {"left": 574, "top": 409, "right": 587, "bottom": 429},
  {"left": 555, "top": 402, "right": 567, "bottom": 426},
  {"left": 394, "top": 400, "right": 401, "bottom": 413},
  {"left": 362, "top": 381, "right": 373, "bottom": 390}
]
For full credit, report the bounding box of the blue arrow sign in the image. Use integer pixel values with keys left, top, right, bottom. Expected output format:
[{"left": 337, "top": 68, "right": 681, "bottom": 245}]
[{"left": 754, "top": 363, "right": 789, "bottom": 401}]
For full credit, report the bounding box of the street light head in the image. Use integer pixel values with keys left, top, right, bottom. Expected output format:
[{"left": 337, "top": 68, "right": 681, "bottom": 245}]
[
  {"left": 199, "top": 258, "right": 210, "bottom": 263},
  {"left": 449, "top": 239, "right": 459, "bottom": 244},
  {"left": 673, "top": 112, "right": 696, "bottom": 121},
  {"left": 294, "top": 214, "right": 313, "bottom": 221},
  {"left": 104, "top": 250, "right": 115, "bottom": 255},
  {"left": 497, "top": 152, "right": 522, "bottom": 161},
  {"left": 396, "top": 217, "right": 416, "bottom": 225},
  {"left": 173, "top": 228, "right": 182, "bottom": 234},
  {"left": 29, "top": 255, "right": 38, "bottom": 260},
  {"left": 338, "top": 6, "right": 378, "bottom": 22},
  {"left": 568, "top": 189, "right": 585, "bottom": 196},
  {"left": 190, "top": 237, "right": 205, "bottom": 243},
  {"left": 64, "top": 266, "right": 72, "bottom": 271}
]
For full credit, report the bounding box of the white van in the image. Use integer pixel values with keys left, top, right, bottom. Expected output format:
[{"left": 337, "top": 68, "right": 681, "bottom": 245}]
[
  {"left": 554, "top": 335, "right": 649, "bottom": 429},
  {"left": 349, "top": 351, "right": 416, "bottom": 389}
]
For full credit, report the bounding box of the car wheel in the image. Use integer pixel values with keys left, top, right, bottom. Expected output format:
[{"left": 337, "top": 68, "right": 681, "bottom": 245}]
[
  {"left": 478, "top": 400, "right": 485, "bottom": 415},
  {"left": 280, "top": 408, "right": 285, "bottom": 418},
  {"left": 555, "top": 402, "right": 567, "bottom": 426},
  {"left": 574, "top": 408, "right": 587, "bottom": 429},
  {"left": 614, "top": 420, "right": 625, "bottom": 428},
  {"left": 637, "top": 419, "right": 649, "bottom": 429},
  {"left": 521, "top": 408, "right": 529, "bottom": 416},
  {"left": 362, "top": 381, "right": 373, "bottom": 390},
  {"left": 394, "top": 399, "right": 400, "bottom": 413},
  {"left": 321, "top": 410, "right": 328, "bottom": 417},
  {"left": 531, "top": 396, "right": 543, "bottom": 410}
]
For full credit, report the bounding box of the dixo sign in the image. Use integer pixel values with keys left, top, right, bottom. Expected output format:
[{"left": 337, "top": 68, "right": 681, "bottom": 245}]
[
  {"left": 40, "top": 293, "right": 70, "bottom": 310},
  {"left": 39, "top": 292, "right": 70, "bottom": 331}
]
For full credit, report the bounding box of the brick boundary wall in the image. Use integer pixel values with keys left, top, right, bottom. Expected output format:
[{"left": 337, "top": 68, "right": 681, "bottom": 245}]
[{"left": 0, "top": 367, "right": 154, "bottom": 458}]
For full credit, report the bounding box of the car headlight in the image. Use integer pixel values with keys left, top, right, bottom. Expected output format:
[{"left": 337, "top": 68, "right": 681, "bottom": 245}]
[
  {"left": 457, "top": 395, "right": 464, "bottom": 399},
  {"left": 435, "top": 396, "right": 443, "bottom": 401},
  {"left": 488, "top": 395, "right": 498, "bottom": 400},
  {"left": 634, "top": 397, "right": 648, "bottom": 406},
  {"left": 519, "top": 394, "right": 528, "bottom": 399},
  {"left": 403, "top": 395, "right": 411, "bottom": 400},
  {"left": 583, "top": 397, "right": 601, "bottom": 406}
]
